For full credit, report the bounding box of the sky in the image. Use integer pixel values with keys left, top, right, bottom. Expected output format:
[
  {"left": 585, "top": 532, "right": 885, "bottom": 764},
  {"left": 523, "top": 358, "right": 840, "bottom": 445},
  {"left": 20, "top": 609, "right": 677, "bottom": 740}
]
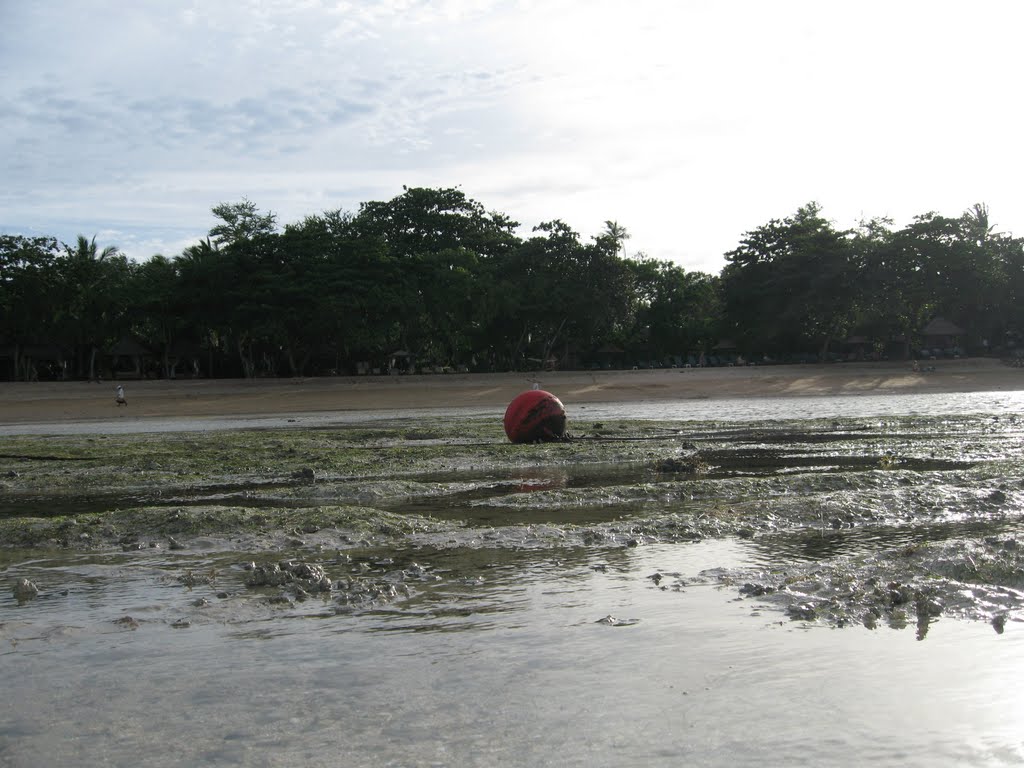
[{"left": 3, "top": 1, "right": 1023, "bottom": 275}]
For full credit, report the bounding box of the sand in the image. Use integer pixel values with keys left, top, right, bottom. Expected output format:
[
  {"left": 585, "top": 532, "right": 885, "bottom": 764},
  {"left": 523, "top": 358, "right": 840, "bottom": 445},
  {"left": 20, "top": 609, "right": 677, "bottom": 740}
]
[{"left": 1, "top": 358, "right": 1022, "bottom": 430}]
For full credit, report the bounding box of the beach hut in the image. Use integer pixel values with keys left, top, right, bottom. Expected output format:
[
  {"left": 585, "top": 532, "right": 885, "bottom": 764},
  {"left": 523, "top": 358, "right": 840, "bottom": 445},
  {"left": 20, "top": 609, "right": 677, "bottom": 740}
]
[
  {"left": 920, "top": 318, "right": 964, "bottom": 357},
  {"left": 591, "top": 344, "right": 625, "bottom": 370},
  {"left": 842, "top": 335, "right": 870, "bottom": 361},
  {"left": 108, "top": 336, "right": 151, "bottom": 378}
]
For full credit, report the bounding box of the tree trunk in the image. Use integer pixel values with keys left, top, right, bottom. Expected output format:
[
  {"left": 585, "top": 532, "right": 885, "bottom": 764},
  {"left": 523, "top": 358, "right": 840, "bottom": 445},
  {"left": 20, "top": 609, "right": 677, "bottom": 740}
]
[
  {"left": 237, "top": 338, "right": 255, "bottom": 379},
  {"left": 285, "top": 346, "right": 307, "bottom": 377},
  {"left": 509, "top": 326, "right": 529, "bottom": 372},
  {"left": 542, "top": 319, "right": 567, "bottom": 367}
]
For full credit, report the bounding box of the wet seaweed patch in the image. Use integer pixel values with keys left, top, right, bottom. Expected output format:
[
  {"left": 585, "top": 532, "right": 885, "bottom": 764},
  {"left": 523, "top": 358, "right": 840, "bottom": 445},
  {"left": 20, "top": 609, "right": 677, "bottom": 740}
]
[
  {"left": 652, "top": 454, "right": 710, "bottom": 474},
  {"left": 684, "top": 535, "right": 1024, "bottom": 638},
  {"left": 173, "top": 553, "right": 453, "bottom": 623},
  {"left": 0, "top": 504, "right": 459, "bottom": 551}
]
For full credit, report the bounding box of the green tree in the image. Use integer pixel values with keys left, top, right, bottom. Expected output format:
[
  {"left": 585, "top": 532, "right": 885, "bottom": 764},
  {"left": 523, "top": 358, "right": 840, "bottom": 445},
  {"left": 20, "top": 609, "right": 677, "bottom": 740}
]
[
  {"left": 600, "top": 220, "right": 630, "bottom": 257},
  {"left": 625, "top": 257, "right": 721, "bottom": 362},
  {"left": 877, "top": 212, "right": 987, "bottom": 354},
  {"left": 352, "top": 187, "right": 519, "bottom": 367},
  {"left": 489, "top": 220, "right": 633, "bottom": 369},
  {"left": 722, "top": 203, "right": 857, "bottom": 360},
  {"left": 175, "top": 238, "right": 231, "bottom": 376},
  {"left": 130, "top": 254, "right": 183, "bottom": 377},
  {"left": 0, "top": 235, "right": 62, "bottom": 379},
  {"left": 201, "top": 200, "right": 282, "bottom": 377},
  {"left": 55, "top": 235, "right": 132, "bottom": 379},
  {"left": 276, "top": 210, "right": 398, "bottom": 375},
  {"left": 995, "top": 234, "right": 1024, "bottom": 349},
  {"left": 209, "top": 198, "right": 278, "bottom": 248},
  {"left": 222, "top": 234, "right": 282, "bottom": 378},
  {"left": 282, "top": 211, "right": 398, "bottom": 372},
  {"left": 852, "top": 208, "right": 1006, "bottom": 358}
]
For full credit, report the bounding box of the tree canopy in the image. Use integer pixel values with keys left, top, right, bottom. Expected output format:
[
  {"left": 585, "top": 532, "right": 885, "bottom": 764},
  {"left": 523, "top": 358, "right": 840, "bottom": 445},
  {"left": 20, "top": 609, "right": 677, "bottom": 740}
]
[{"left": 2, "top": 189, "right": 1022, "bottom": 381}]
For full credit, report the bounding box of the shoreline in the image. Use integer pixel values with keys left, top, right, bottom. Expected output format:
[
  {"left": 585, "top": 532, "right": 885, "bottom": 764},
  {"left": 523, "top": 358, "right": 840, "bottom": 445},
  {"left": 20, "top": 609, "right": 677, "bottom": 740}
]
[{"left": 1, "top": 358, "right": 1022, "bottom": 431}]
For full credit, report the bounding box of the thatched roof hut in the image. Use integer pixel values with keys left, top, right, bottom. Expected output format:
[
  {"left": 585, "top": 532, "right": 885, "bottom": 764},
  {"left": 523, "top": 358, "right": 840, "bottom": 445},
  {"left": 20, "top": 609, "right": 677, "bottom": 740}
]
[
  {"left": 921, "top": 318, "right": 964, "bottom": 354},
  {"left": 921, "top": 318, "right": 964, "bottom": 337}
]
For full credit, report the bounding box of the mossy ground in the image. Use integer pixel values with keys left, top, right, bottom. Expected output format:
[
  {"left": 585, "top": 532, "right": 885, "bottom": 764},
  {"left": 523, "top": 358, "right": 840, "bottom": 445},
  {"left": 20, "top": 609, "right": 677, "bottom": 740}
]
[{"left": 0, "top": 418, "right": 694, "bottom": 549}]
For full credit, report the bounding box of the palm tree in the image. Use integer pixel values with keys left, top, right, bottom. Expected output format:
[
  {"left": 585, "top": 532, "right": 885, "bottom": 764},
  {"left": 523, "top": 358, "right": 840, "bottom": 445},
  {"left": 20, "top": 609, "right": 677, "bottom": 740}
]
[
  {"left": 176, "top": 238, "right": 227, "bottom": 377},
  {"left": 962, "top": 203, "right": 993, "bottom": 245},
  {"left": 602, "top": 220, "right": 631, "bottom": 257},
  {"left": 70, "top": 234, "right": 120, "bottom": 265},
  {"left": 60, "top": 235, "right": 124, "bottom": 379}
]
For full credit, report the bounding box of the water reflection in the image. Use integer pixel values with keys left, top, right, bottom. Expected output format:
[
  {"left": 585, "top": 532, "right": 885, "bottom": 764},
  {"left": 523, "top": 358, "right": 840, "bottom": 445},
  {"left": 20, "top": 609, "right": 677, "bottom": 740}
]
[
  {"left": 748, "top": 518, "right": 1024, "bottom": 564},
  {"left": 3, "top": 542, "right": 1023, "bottom": 767}
]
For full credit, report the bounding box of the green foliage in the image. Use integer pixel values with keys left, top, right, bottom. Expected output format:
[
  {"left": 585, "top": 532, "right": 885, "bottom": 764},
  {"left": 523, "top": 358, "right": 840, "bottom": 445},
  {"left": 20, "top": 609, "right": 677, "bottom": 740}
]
[
  {"left": 52, "top": 236, "right": 134, "bottom": 379},
  {"left": 351, "top": 186, "right": 519, "bottom": 366},
  {"left": 718, "top": 201, "right": 1024, "bottom": 360},
  {"left": 209, "top": 198, "right": 278, "bottom": 247},
  {"left": 625, "top": 257, "right": 721, "bottom": 358},
  {"left": 722, "top": 203, "right": 858, "bottom": 358},
  {"left": 3, "top": 194, "right": 1024, "bottom": 380},
  {"left": 0, "top": 235, "right": 62, "bottom": 379},
  {"left": 128, "top": 254, "right": 182, "bottom": 376}
]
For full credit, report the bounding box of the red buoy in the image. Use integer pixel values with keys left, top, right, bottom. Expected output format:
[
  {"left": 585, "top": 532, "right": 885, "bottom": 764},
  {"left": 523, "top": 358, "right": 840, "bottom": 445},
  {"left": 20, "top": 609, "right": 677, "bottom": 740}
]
[{"left": 503, "top": 390, "right": 567, "bottom": 443}]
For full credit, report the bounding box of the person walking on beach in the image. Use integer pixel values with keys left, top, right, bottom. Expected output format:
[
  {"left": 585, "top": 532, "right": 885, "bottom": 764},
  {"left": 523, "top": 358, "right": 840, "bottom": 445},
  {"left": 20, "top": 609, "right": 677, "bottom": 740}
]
[{"left": 116, "top": 384, "right": 127, "bottom": 407}]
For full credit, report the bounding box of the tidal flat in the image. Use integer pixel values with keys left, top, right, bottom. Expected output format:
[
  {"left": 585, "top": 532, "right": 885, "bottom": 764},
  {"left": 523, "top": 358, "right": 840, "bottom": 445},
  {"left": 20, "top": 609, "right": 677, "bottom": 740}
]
[
  {"left": 3, "top": 414, "right": 1022, "bottom": 631},
  {"left": 2, "top": 405, "right": 1024, "bottom": 766}
]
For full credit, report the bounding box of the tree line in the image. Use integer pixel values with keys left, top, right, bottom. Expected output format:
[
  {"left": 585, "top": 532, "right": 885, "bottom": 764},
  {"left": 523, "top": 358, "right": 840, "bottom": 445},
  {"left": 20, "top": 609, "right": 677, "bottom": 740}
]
[{"left": 2, "top": 187, "right": 1022, "bottom": 381}]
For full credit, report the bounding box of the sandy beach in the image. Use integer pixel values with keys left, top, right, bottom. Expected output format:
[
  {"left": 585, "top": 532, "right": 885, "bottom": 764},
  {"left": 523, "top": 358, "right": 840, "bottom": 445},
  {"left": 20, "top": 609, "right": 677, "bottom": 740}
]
[{"left": 1, "top": 358, "right": 1022, "bottom": 427}]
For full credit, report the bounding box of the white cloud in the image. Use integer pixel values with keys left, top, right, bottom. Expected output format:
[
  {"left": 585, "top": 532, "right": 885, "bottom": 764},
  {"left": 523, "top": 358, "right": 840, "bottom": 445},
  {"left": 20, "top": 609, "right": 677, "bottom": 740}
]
[{"left": 2, "top": 0, "right": 1024, "bottom": 271}]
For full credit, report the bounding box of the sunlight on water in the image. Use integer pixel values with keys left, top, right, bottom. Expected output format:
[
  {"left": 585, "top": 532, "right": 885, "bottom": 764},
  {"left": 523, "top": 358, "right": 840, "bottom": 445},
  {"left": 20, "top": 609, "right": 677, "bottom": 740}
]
[
  {"left": 573, "top": 388, "right": 1024, "bottom": 423},
  {"left": 2, "top": 542, "right": 1024, "bottom": 767},
  {"left": 6, "top": 388, "right": 1024, "bottom": 437}
]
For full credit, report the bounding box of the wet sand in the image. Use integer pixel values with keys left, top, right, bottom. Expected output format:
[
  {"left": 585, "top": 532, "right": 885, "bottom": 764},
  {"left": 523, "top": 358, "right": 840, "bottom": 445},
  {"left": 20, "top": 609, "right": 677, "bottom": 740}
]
[{"left": 1, "top": 358, "right": 1021, "bottom": 428}]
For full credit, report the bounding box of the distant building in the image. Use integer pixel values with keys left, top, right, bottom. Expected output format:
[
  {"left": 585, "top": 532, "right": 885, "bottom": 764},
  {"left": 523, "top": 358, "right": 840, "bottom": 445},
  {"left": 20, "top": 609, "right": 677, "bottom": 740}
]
[{"left": 920, "top": 318, "right": 964, "bottom": 357}]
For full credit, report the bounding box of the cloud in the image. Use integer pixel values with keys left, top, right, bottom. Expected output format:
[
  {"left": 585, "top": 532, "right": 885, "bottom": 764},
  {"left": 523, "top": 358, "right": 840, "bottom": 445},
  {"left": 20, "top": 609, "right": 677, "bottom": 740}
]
[{"left": 3, "top": 1, "right": 1024, "bottom": 272}]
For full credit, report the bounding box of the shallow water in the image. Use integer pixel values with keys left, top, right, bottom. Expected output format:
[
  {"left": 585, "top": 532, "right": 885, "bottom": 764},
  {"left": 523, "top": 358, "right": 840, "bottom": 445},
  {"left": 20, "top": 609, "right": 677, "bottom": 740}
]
[
  {"left": 2, "top": 390, "right": 1024, "bottom": 767},
  {"left": 3, "top": 542, "right": 1023, "bottom": 767},
  {"left": 6, "top": 387, "right": 1024, "bottom": 435}
]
